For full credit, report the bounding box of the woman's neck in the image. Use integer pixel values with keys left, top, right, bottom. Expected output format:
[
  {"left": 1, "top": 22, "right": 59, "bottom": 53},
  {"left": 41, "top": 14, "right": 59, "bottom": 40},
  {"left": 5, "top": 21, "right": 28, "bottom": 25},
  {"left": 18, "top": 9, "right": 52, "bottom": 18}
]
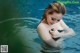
[{"left": 41, "top": 19, "right": 54, "bottom": 27}]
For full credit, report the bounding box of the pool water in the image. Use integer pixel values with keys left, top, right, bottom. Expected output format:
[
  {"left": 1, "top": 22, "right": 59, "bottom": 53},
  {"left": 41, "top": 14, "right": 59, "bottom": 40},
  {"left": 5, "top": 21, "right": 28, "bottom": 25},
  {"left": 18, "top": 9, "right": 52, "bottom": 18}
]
[{"left": 0, "top": 0, "right": 80, "bottom": 53}]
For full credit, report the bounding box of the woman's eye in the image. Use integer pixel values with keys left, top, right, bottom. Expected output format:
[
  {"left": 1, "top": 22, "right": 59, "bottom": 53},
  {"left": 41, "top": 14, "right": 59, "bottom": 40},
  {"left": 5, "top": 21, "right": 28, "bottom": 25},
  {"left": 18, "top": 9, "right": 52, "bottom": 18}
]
[
  {"left": 57, "top": 20, "right": 60, "bottom": 21},
  {"left": 51, "top": 18, "right": 55, "bottom": 20}
]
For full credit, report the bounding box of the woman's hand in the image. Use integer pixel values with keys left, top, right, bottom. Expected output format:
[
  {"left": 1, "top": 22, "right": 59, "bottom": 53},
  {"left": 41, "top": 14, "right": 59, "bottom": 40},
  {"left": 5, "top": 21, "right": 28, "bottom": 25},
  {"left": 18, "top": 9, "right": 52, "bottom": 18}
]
[{"left": 49, "top": 29, "right": 62, "bottom": 38}]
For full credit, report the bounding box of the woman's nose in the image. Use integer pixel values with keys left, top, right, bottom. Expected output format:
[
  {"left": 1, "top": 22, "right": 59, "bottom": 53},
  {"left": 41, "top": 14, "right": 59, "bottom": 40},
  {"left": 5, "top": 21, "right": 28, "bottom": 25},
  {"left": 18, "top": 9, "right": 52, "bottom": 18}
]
[{"left": 52, "top": 21, "right": 57, "bottom": 24}]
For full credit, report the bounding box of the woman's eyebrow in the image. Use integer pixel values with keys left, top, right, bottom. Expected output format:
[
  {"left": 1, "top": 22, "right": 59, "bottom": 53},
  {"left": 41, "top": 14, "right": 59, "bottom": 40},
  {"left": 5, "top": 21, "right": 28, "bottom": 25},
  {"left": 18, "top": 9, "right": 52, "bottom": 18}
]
[
  {"left": 52, "top": 16, "right": 56, "bottom": 19},
  {"left": 52, "top": 17, "right": 58, "bottom": 20},
  {"left": 52, "top": 16, "right": 61, "bottom": 20},
  {"left": 55, "top": 17, "right": 61, "bottom": 20}
]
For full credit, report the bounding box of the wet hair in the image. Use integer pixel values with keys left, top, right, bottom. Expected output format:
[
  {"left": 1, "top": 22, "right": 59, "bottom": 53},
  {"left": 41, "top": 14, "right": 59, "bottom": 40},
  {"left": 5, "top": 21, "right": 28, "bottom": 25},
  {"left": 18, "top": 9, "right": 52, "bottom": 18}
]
[{"left": 41, "top": 1, "right": 66, "bottom": 21}]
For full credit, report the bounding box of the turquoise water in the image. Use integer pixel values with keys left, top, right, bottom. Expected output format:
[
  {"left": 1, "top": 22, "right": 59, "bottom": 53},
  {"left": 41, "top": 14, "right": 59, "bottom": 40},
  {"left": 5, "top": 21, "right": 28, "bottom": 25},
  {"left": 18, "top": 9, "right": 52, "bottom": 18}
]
[{"left": 0, "top": 0, "right": 80, "bottom": 53}]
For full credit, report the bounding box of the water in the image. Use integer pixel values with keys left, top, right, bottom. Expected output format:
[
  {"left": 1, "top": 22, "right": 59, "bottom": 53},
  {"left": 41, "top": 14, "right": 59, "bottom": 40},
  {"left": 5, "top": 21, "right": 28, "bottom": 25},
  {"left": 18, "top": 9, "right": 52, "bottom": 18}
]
[{"left": 0, "top": 0, "right": 80, "bottom": 53}]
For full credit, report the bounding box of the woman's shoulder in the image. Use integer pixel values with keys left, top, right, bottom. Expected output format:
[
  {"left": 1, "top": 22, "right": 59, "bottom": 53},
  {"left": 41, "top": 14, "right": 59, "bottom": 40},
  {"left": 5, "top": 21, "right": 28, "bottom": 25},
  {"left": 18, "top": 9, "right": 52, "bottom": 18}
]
[
  {"left": 37, "top": 22, "right": 47, "bottom": 30},
  {"left": 37, "top": 23, "right": 45, "bottom": 28}
]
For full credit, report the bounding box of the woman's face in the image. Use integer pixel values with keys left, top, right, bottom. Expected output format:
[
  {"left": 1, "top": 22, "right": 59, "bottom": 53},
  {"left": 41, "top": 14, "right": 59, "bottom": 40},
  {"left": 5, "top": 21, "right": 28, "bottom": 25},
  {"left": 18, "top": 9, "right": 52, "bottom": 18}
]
[{"left": 46, "top": 12, "right": 63, "bottom": 25}]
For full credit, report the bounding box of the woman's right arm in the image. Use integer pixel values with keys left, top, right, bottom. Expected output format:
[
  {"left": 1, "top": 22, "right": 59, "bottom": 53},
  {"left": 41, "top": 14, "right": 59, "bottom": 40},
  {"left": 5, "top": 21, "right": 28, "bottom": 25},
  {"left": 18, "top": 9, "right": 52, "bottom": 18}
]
[{"left": 37, "top": 24, "right": 58, "bottom": 47}]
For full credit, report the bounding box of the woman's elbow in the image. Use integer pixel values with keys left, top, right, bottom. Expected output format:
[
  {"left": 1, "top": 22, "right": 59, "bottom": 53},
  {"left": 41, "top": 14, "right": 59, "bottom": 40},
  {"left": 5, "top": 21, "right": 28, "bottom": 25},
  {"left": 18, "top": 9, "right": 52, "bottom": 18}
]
[
  {"left": 71, "top": 30, "right": 76, "bottom": 36},
  {"left": 69, "top": 28, "right": 76, "bottom": 36},
  {"left": 42, "top": 38, "right": 51, "bottom": 42},
  {"left": 42, "top": 38, "right": 54, "bottom": 44}
]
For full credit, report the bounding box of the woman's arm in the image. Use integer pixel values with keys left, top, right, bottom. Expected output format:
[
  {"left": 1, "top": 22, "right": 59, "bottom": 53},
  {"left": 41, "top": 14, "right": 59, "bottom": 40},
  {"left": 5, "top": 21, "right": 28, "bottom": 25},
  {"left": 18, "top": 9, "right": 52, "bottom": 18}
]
[
  {"left": 37, "top": 24, "right": 59, "bottom": 47},
  {"left": 58, "top": 19, "right": 76, "bottom": 38},
  {"left": 49, "top": 19, "right": 76, "bottom": 38},
  {"left": 57, "top": 28, "right": 76, "bottom": 38}
]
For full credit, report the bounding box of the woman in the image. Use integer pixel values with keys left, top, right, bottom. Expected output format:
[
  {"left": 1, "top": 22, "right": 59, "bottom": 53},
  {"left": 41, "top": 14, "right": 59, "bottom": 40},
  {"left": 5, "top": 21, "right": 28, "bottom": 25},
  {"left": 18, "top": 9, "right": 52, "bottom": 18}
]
[{"left": 37, "top": 1, "right": 76, "bottom": 52}]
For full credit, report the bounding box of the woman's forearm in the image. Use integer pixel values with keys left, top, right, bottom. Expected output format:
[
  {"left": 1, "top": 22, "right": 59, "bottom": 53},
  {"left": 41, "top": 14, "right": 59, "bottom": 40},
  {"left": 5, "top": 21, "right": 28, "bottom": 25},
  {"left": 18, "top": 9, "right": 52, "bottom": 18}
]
[
  {"left": 53, "top": 31, "right": 75, "bottom": 38},
  {"left": 44, "top": 38, "right": 59, "bottom": 48},
  {"left": 58, "top": 29, "right": 76, "bottom": 38},
  {"left": 61, "top": 32, "right": 73, "bottom": 37}
]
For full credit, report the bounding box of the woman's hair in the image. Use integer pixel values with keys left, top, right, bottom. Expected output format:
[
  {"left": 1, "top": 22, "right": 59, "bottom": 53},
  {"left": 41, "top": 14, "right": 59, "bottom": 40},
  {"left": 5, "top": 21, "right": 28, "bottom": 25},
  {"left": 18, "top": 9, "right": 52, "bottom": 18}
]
[{"left": 41, "top": 1, "right": 66, "bottom": 21}]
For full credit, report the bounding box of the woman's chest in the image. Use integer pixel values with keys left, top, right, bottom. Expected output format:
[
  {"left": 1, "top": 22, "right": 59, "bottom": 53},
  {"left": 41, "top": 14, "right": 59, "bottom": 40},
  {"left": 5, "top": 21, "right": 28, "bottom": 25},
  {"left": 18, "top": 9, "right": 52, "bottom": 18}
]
[{"left": 46, "top": 22, "right": 64, "bottom": 31}]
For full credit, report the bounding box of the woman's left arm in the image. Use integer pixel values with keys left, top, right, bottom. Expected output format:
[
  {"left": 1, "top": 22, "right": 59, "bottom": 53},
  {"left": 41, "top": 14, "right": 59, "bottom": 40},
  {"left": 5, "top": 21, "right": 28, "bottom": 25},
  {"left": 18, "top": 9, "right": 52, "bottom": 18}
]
[{"left": 59, "top": 19, "right": 76, "bottom": 37}]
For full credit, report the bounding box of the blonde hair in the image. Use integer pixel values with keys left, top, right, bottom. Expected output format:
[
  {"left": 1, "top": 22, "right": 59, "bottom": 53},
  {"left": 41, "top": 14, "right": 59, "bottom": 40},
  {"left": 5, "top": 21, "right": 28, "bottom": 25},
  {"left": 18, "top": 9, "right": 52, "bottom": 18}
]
[{"left": 41, "top": 1, "right": 66, "bottom": 21}]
